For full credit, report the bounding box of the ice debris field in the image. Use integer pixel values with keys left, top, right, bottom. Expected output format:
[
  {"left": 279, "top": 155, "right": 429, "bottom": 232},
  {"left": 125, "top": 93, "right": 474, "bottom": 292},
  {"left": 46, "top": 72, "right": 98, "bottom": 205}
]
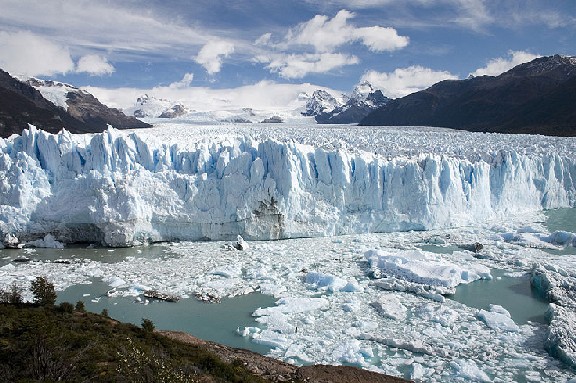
[{"left": 1, "top": 124, "right": 576, "bottom": 382}]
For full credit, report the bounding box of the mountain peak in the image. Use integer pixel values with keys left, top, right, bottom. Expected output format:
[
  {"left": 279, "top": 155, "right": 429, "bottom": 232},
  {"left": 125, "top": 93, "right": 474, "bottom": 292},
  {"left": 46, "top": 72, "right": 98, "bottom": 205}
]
[{"left": 503, "top": 54, "right": 576, "bottom": 80}]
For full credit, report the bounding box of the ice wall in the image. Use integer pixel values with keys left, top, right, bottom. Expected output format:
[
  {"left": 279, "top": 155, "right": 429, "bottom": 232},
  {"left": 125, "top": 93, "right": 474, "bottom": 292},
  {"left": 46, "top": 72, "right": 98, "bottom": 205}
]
[{"left": 1, "top": 126, "right": 575, "bottom": 246}]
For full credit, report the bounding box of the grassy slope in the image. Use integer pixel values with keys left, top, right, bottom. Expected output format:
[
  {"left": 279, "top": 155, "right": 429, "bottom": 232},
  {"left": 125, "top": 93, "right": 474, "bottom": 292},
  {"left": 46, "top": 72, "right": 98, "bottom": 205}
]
[{"left": 0, "top": 303, "right": 266, "bottom": 383}]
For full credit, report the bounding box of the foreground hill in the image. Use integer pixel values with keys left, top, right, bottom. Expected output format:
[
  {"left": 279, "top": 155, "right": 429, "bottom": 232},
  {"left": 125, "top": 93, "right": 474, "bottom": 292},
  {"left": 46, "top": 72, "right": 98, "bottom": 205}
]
[
  {"left": 0, "top": 303, "right": 407, "bottom": 382},
  {"left": 0, "top": 69, "right": 150, "bottom": 138},
  {"left": 360, "top": 55, "right": 576, "bottom": 136}
]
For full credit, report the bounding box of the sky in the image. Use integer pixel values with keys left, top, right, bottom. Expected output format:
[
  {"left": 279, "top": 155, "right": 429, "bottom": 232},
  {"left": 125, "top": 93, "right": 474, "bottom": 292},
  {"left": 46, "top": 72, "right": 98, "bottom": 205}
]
[{"left": 0, "top": 0, "right": 575, "bottom": 110}]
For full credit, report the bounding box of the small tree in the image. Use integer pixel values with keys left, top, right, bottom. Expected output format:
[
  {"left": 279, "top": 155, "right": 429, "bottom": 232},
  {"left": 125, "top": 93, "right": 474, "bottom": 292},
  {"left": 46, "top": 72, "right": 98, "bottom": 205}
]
[
  {"left": 30, "top": 277, "right": 57, "bottom": 307},
  {"left": 75, "top": 301, "right": 86, "bottom": 312},
  {"left": 101, "top": 308, "right": 109, "bottom": 317},
  {"left": 141, "top": 318, "right": 155, "bottom": 334}
]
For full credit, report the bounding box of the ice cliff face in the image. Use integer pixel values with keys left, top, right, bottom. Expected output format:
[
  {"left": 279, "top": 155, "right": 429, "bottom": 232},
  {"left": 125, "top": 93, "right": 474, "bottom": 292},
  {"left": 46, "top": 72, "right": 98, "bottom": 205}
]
[{"left": 0, "top": 125, "right": 575, "bottom": 247}]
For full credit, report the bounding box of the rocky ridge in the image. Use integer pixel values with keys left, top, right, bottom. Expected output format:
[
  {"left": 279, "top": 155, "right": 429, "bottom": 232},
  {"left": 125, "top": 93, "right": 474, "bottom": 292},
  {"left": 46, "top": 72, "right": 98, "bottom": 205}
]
[
  {"left": 360, "top": 55, "right": 576, "bottom": 136},
  {"left": 0, "top": 70, "right": 149, "bottom": 138}
]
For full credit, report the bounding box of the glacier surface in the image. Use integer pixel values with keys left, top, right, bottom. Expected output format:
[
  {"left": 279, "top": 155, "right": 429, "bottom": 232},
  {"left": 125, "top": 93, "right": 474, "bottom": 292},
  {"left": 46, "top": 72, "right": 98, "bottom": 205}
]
[{"left": 0, "top": 124, "right": 575, "bottom": 247}]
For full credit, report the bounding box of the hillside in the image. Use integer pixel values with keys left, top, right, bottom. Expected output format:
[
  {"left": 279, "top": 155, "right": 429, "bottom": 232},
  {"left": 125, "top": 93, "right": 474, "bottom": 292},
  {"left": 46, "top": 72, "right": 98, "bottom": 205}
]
[
  {"left": 0, "top": 70, "right": 150, "bottom": 138},
  {"left": 360, "top": 55, "right": 576, "bottom": 136},
  {"left": 0, "top": 302, "right": 407, "bottom": 383}
]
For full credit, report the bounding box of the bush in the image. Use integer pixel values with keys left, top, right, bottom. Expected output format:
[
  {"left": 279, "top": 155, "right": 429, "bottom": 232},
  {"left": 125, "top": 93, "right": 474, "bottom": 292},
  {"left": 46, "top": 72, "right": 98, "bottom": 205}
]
[
  {"left": 75, "top": 301, "right": 86, "bottom": 312},
  {"left": 141, "top": 318, "right": 155, "bottom": 334},
  {"left": 101, "top": 308, "right": 109, "bottom": 317},
  {"left": 58, "top": 302, "right": 74, "bottom": 313},
  {"left": 30, "top": 277, "right": 57, "bottom": 307}
]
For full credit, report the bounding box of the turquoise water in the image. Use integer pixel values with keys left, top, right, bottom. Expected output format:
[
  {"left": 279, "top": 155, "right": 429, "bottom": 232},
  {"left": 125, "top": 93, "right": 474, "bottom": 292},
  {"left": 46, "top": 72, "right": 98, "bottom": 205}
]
[
  {"left": 543, "top": 208, "right": 576, "bottom": 255},
  {"left": 545, "top": 208, "right": 576, "bottom": 233},
  {"left": 0, "top": 243, "right": 172, "bottom": 267},
  {"left": 449, "top": 270, "right": 549, "bottom": 324},
  {"left": 418, "top": 244, "right": 550, "bottom": 325},
  {"left": 56, "top": 279, "right": 275, "bottom": 355}
]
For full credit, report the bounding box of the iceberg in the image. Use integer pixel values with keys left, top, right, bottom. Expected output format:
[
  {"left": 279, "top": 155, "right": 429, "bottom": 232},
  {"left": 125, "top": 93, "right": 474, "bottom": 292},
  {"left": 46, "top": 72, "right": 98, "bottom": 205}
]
[
  {"left": 477, "top": 305, "right": 520, "bottom": 332},
  {"left": 0, "top": 124, "right": 575, "bottom": 246}
]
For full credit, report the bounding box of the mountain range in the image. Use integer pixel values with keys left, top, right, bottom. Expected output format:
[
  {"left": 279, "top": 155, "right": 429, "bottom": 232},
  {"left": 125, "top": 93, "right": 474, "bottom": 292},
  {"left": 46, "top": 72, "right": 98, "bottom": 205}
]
[
  {"left": 1, "top": 54, "right": 575, "bottom": 137},
  {"left": 0, "top": 70, "right": 149, "bottom": 138},
  {"left": 360, "top": 55, "right": 576, "bottom": 136},
  {"left": 301, "top": 81, "right": 390, "bottom": 124}
]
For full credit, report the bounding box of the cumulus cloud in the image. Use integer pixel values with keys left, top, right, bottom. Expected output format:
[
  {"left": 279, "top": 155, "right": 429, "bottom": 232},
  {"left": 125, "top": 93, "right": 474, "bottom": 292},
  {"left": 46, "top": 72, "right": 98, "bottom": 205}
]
[
  {"left": 469, "top": 50, "right": 541, "bottom": 77},
  {"left": 361, "top": 66, "right": 458, "bottom": 98},
  {"left": 195, "top": 40, "right": 235, "bottom": 75},
  {"left": 76, "top": 54, "right": 115, "bottom": 75},
  {"left": 255, "top": 9, "right": 408, "bottom": 79},
  {"left": 0, "top": 30, "right": 75, "bottom": 76},
  {"left": 286, "top": 9, "right": 408, "bottom": 53},
  {"left": 169, "top": 72, "right": 194, "bottom": 89},
  {"left": 256, "top": 53, "right": 359, "bottom": 79}
]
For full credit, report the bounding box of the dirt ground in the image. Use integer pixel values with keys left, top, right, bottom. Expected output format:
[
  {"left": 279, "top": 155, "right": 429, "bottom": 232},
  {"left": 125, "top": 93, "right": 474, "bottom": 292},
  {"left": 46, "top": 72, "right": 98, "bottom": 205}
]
[{"left": 159, "top": 330, "right": 410, "bottom": 383}]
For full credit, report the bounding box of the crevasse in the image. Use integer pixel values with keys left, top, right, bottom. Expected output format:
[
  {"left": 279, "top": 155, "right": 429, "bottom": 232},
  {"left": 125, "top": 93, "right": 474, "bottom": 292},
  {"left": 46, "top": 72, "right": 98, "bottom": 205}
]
[{"left": 0, "top": 126, "right": 575, "bottom": 246}]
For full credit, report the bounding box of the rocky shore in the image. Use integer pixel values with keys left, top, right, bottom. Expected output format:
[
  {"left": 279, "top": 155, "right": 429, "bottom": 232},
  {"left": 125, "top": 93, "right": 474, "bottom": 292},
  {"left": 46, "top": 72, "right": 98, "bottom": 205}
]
[{"left": 159, "top": 330, "right": 410, "bottom": 382}]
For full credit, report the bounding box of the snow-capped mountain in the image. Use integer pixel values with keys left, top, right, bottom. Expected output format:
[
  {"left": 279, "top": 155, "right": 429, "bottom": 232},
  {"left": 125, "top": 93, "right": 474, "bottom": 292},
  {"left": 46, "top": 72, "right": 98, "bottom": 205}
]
[
  {"left": 0, "top": 70, "right": 149, "bottom": 138},
  {"left": 301, "top": 90, "right": 344, "bottom": 117},
  {"left": 302, "top": 81, "right": 390, "bottom": 124}
]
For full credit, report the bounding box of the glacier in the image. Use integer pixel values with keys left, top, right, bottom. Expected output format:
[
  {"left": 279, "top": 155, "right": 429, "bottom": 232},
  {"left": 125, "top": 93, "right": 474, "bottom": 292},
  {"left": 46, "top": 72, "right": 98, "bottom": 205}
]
[{"left": 0, "top": 124, "right": 575, "bottom": 247}]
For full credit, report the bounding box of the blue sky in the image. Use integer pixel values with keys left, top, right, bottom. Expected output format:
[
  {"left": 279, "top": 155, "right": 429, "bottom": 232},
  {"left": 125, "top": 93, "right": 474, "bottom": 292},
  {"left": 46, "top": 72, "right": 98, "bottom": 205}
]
[{"left": 0, "top": 0, "right": 575, "bottom": 106}]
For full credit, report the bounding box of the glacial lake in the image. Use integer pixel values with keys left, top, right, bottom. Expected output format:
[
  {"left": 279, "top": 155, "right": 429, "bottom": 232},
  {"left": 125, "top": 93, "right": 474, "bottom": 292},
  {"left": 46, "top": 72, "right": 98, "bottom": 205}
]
[
  {"left": 56, "top": 280, "right": 276, "bottom": 355},
  {"left": 1, "top": 207, "right": 574, "bottom": 381}
]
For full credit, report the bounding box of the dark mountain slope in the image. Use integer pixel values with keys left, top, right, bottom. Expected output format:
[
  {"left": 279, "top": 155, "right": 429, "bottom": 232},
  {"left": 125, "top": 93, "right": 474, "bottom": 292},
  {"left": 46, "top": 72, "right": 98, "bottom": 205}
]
[
  {"left": 360, "top": 55, "right": 576, "bottom": 136},
  {"left": 0, "top": 69, "right": 150, "bottom": 138}
]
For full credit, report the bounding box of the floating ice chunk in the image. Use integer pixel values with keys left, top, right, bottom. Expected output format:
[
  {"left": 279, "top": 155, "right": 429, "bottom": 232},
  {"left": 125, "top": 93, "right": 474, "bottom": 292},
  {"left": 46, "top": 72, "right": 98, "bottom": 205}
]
[
  {"left": 211, "top": 265, "right": 242, "bottom": 278},
  {"left": 410, "top": 362, "right": 426, "bottom": 380},
  {"left": 547, "top": 231, "right": 576, "bottom": 247},
  {"left": 254, "top": 297, "right": 329, "bottom": 315},
  {"left": 234, "top": 235, "right": 249, "bottom": 250},
  {"left": 26, "top": 234, "right": 64, "bottom": 249},
  {"left": 450, "top": 359, "right": 491, "bottom": 382},
  {"left": 477, "top": 305, "right": 519, "bottom": 332},
  {"left": 370, "top": 295, "right": 408, "bottom": 320},
  {"left": 361, "top": 335, "right": 433, "bottom": 355},
  {"left": 305, "top": 271, "right": 362, "bottom": 293},
  {"left": 104, "top": 276, "right": 127, "bottom": 288},
  {"left": 365, "top": 249, "right": 491, "bottom": 288}
]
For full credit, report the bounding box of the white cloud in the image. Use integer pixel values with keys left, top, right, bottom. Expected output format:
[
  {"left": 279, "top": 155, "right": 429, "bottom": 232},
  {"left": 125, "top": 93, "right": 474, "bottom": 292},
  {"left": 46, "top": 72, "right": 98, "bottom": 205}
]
[
  {"left": 352, "top": 26, "right": 409, "bottom": 52},
  {"left": 76, "top": 54, "right": 115, "bottom": 75},
  {"left": 85, "top": 81, "right": 336, "bottom": 112},
  {"left": 254, "top": 9, "right": 408, "bottom": 79},
  {"left": 257, "top": 53, "right": 359, "bottom": 79},
  {"left": 0, "top": 30, "right": 75, "bottom": 76},
  {"left": 255, "top": 33, "right": 272, "bottom": 46},
  {"left": 361, "top": 65, "right": 458, "bottom": 98},
  {"left": 195, "top": 40, "right": 235, "bottom": 75},
  {"left": 169, "top": 72, "right": 194, "bottom": 89},
  {"left": 286, "top": 9, "right": 408, "bottom": 53},
  {"left": 469, "top": 50, "right": 541, "bottom": 77}
]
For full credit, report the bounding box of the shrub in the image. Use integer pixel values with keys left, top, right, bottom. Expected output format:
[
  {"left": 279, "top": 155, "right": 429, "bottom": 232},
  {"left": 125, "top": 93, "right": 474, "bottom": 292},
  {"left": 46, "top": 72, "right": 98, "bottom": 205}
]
[
  {"left": 141, "top": 318, "right": 155, "bottom": 334},
  {"left": 30, "top": 277, "right": 57, "bottom": 307},
  {"left": 75, "top": 301, "right": 86, "bottom": 312},
  {"left": 58, "top": 302, "right": 74, "bottom": 313},
  {"left": 101, "top": 308, "right": 109, "bottom": 317}
]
